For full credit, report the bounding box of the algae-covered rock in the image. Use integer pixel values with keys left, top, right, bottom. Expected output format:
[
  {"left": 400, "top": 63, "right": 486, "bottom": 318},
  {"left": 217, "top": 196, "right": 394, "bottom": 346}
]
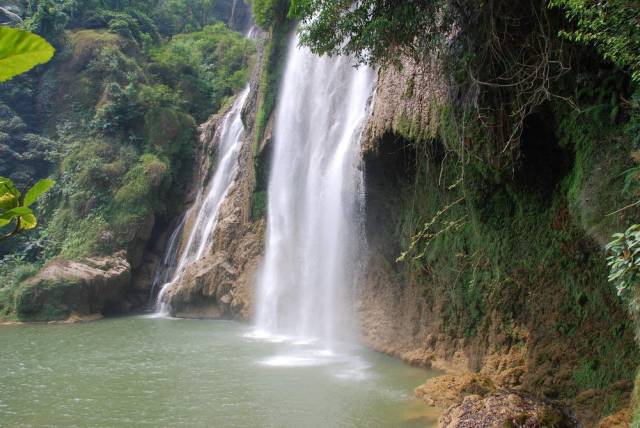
[
  {"left": 14, "top": 252, "right": 130, "bottom": 321},
  {"left": 416, "top": 373, "right": 495, "bottom": 409}
]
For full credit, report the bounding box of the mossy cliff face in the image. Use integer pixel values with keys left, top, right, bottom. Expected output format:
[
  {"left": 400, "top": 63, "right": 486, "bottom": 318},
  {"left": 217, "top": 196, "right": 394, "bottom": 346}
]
[
  {"left": 356, "top": 56, "right": 640, "bottom": 425},
  {"left": 0, "top": 3, "right": 256, "bottom": 321}
]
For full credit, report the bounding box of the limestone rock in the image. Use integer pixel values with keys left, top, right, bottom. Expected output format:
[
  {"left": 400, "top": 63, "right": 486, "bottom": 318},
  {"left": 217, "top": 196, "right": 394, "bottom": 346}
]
[
  {"left": 416, "top": 373, "right": 495, "bottom": 409},
  {"left": 597, "top": 407, "right": 632, "bottom": 428},
  {"left": 15, "top": 252, "right": 130, "bottom": 321},
  {"left": 439, "top": 391, "right": 577, "bottom": 428}
]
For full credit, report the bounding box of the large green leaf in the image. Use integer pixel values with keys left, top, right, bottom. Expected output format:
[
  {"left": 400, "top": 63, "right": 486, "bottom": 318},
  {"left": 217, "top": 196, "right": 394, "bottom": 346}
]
[
  {"left": 0, "top": 206, "right": 33, "bottom": 220},
  {"left": 24, "top": 178, "right": 54, "bottom": 207},
  {"left": 0, "top": 192, "right": 18, "bottom": 211},
  {"left": 19, "top": 212, "right": 37, "bottom": 230},
  {"left": 0, "top": 206, "right": 35, "bottom": 232},
  {"left": 0, "top": 176, "right": 20, "bottom": 198},
  {"left": 0, "top": 27, "right": 55, "bottom": 83},
  {"left": 0, "top": 176, "right": 20, "bottom": 210}
]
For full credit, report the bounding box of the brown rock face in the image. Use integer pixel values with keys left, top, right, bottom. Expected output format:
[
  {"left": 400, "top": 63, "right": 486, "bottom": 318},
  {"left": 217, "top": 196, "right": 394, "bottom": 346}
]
[
  {"left": 439, "top": 391, "right": 577, "bottom": 428},
  {"left": 16, "top": 252, "right": 131, "bottom": 321},
  {"left": 415, "top": 373, "right": 495, "bottom": 409},
  {"left": 163, "top": 216, "right": 264, "bottom": 320},
  {"left": 363, "top": 57, "right": 446, "bottom": 151},
  {"left": 357, "top": 55, "right": 462, "bottom": 368}
]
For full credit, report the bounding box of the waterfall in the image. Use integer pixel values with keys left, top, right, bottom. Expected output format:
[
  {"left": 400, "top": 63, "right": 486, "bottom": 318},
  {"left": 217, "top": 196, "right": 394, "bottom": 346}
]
[
  {"left": 254, "top": 33, "right": 376, "bottom": 349},
  {"left": 154, "top": 86, "right": 250, "bottom": 314},
  {"left": 149, "top": 214, "right": 186, "bottom": 301}
]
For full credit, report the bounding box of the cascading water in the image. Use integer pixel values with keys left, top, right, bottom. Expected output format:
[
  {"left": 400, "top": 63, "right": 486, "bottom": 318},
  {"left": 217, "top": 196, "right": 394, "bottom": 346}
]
[
  {"left": 154, "top": 86, "right": 250, "bottom": 314},
  {"left": 253, "top": 33, "right": 376, "bottom": 352},
  {"left": 149, "top": 213, "right": 186, "bottom": 301}
]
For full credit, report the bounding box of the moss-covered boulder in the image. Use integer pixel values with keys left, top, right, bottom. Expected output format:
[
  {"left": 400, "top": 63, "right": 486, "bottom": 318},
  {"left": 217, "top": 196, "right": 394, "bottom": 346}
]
[{"left": 14, "top": 252, "right": 130, "bottom": 321}]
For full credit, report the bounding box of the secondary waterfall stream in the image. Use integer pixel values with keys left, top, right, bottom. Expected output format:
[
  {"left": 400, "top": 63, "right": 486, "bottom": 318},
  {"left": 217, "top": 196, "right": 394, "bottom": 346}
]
[
  {"left": 154, "top": 86, "right": 250, "bottom": 314},
  {"left": 253, "top": 34, "right": 376, "bottom": 354}
]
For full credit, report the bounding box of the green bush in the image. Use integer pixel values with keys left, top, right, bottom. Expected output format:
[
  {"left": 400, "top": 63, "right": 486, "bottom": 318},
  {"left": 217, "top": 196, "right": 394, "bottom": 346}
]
[
  {"left": 151, "top": 23, "right": 255, "bottom": 121},
  {"left": 550, "top": 0, "right": 640, "bottom": 82},
  {"left": 113, "top": 153, "right": 168, "bottom": 208},
  {"left": 607, "top": 224, "right": 640, "bottom": 298}
]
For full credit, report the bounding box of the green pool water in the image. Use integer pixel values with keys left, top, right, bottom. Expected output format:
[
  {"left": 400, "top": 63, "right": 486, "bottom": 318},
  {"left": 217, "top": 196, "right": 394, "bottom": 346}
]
[{"left": 0, "top": 316, "right": 439, "bottom": 427}]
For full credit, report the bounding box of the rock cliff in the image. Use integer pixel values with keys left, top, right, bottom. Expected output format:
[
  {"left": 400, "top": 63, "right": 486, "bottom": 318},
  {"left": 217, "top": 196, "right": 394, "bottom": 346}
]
[{"left": 356, "top": 55, "right": 638, "bottom": 426}]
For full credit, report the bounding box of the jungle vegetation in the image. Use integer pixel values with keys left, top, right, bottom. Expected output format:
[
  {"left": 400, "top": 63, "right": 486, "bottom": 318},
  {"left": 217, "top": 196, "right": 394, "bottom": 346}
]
[{"left": 0, "top": 0, "right": 254, "bottom": 316}]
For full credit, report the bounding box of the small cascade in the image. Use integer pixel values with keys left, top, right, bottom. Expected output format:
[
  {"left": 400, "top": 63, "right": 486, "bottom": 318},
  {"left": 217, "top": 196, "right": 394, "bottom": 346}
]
[
  {"left": 253, "top": 33, "right": 376, "bottom": 350},
  {"left": 149, "top": 214, "right": 186, "bottom": 301},
  {"left": 153, "top": 86, "right": 250, "bottom": 314}
]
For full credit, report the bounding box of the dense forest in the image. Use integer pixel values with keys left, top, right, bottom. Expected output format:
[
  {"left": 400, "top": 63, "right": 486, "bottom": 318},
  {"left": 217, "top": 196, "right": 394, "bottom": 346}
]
[
  {"left": 0, "top": 0, "right": 254, "bottom": 317},
  {"left": 2, "top": 0, "right": 640, "bottom": 427}
]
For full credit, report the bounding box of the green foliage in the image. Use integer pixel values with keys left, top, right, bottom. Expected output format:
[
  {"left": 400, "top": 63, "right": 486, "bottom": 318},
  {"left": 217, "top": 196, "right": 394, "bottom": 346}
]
[
  {"left": 607, "top": 225, "right": 640, "bottom": 297},
  {"left": 0, "top": 176, "right": 54, "bottom": 240},
  {"left": 0, "top": 254, "right": 39, "bottom": 286},
  {"left": 250, "top": 11, "right": 291, "bottom": 220},
  {"left": 21, "top": 0, "right": 243, "bottom": 42},
  {"left": 251, "top": 190, "right": 267, "bottom": 220},
  {"left": 572, "top": 355, "right": 629, "bottom": 412},
  {"left": 58, "top": 213, "right": 110, "bottom": 259},
  {"left": 378, "top": 74, "right": 638, "bottom": 406},
  {"left": 97, "top": 8, "right": 160, "bottom": 46},
  {"left": 27, "top": 12, "right": 253, "bottom": 263},
  {"left": 0, "top": 0, "right": 254, "bottom": 322},
  {"left": 0, "top": 27, "right": 55, "bottom": 82},
  {"left": 289, "top": 0, "right": 448, "bottom": 65},
  {"left": 0, "top": 254, "right": 40, "bottom": 318},
  {"left": 251, "top": 0, "right": 289, "bottom": 29},
  {"left": 113, "top": 153, "right": 168, "bottom": 208},
  {"left": 152, "top": 0, "right": 218, "bottom": 36},
  {"left": 151, "top": 23, "right": 255, "bottom": 121},
  {"left": 550, "top": 0, "right": 640, "bottom": 82},
  {"left": 253, "top": 20, "right": 289, "bottom": 144},
  {"left": 23, "top": 0, "right": 71, "bottom": 42}
]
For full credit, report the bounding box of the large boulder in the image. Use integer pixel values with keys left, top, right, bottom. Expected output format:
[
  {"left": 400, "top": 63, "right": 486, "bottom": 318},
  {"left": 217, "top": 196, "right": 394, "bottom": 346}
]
[{"left": 14, "top": 252, "right": 130, "bottom": 321}]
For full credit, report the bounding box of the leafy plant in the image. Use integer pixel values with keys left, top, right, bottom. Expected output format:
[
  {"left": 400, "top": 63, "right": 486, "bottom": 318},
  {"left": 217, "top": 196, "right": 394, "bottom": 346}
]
[
  {"left": 606, "top": 224, "right": 640, "bottom": 297},
  {"left": 0, "top": 177, "right": 54, "bottom": 240},
  {"left": 550, "top": 0, "right": 640, "bottom": 82},
  {"left": 289, "top": 0, "right": 448, "bottom": 65},
  {"left": 0, "top": 27, "right": 55, "bottom": 82}
]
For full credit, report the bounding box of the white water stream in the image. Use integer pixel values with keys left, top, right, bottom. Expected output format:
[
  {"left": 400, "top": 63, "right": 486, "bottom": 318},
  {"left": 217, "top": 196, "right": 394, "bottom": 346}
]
[
  {"left": 253, "top": 33, "right": 376, "bottom": 354},
  {"left": 155, "top": 86, "right": 250, "bottom": 314}
]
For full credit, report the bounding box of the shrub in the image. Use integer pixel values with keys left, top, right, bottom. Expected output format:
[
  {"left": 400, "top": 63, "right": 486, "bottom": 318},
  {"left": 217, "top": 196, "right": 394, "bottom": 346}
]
[{"left": 606, "top": 224, "right": 640, "bottom": 297}]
